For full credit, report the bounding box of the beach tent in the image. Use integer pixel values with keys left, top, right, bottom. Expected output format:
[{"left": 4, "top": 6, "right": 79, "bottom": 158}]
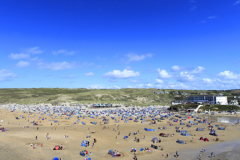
[
  {"left": 196, "top": 128, "right": 204, "bottom": 131},
  {"left": 144, "top": 128, "right": 155, "bottom": 131},
  {"left": 125, "top": 121, "right": 128, "bottom": 123},
  {"left": 204, "top": 138, "right": 209, "bottom": 142},
  {"left": 176, "top": 140, "right": 184, "bottom": 144},
  {"left": 218, "top": 127, "right": 225, "bottom": 130},
  {"left": 82, "top": 122, "right": 86, "bottom": 125},
  {"left": 52, "top": 157, "right": 59, "bottom": 160},
  {"left": 180, "top": 130, "right": 187, "bottom": 133},
  {"left": 199, "top": 137, "right": 203, "bottom": 140},
  {"left": 81, "top": 140, "right": 88, "bottom": 147},
  {"left": 152, "top": 137, "right": 158, "bottom": 143},
  {"left": 123, "top": 136, "right": 128, "bottom": 139},
  {"left": 180, "top": 123, "right": 185, "bottom": 125},
  {"left": 176, "top": 130, "right": 180, "bottom": 132},
  {"left": 140, "top": 148, "right": 144, "bottom": 151},
  {"left": 181, "top": 133, "right": 190, "bottom": 136},
  {"left": 189, "top": 121, "right": 193, "bottom": 123},
  {"left": 108, "top": 149, "right": 115, "bottom": 156}
]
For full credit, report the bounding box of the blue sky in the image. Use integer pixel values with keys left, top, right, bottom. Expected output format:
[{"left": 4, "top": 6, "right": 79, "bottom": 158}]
[{"left": 0, "top": 0, "right": 240, "bottom": 89}]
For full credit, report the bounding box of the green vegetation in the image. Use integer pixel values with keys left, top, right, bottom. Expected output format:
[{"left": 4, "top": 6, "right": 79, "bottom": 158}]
[
  {"left": 0, "top": 88, "right": 239, "bottom": 106},
  {"left": 170, "top": 104, "right": 239, "bottom": 112},
  {"left": 200, "top": 105, "right": 239, "bottom": 111}
]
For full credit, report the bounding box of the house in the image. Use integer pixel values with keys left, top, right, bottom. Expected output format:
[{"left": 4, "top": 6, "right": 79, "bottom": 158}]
[
  {"left": 171, "top": 100, "right": 188, "bottom": 105},
  {"left": 91, "top": 104, "right": 112, "bottom": 108},
  {"left": 181, "top": 92, "right": 189, "bottom": 96},
  {"left": 229, "top": 100, "right": 239, "bottom": 105},
  {"left": 187, "top": 95, "right": 228, "bottom": 105}
]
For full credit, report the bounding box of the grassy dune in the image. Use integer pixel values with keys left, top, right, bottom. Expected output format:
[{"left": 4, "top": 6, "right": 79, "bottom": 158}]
[{"left": 0, "top": 88, "right": 239, "bottom": 105}]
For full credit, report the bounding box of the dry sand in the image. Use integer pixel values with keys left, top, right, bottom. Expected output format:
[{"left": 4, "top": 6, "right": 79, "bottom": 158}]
[{"left": 0, "top": 109, "right": 240, "bottom": 160}]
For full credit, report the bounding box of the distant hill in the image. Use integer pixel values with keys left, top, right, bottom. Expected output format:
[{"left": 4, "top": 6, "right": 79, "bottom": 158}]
[{"left": 0, "top": 88, "right": 239, "bottom": 105}]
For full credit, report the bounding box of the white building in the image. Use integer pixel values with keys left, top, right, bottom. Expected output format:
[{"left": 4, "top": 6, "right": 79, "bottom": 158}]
[{"left": 215, "top": 96, "right": 228, "bottom": 105}]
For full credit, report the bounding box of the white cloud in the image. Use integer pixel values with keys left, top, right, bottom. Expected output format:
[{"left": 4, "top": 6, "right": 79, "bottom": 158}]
[
  {"left": 38, "top": 61, "right": 74, "bottom": 71},
  {"left": 84, "top": 72, "right": 94, "bottom": 76},
  {"left": 157, "top": 69, "right": 171, "bottom": 78},
  {"left": 203, "top": 78, "right": 212, "bottom": 83},
  {"left": 16, "top": 61, "right": 30, "bottom": 67},
  {"left": 87, "top": 84, "right": 105, "bottom": 89},
  {"left": 52, "top": 49, "right": 75, "bottom": 55},
  {"left": 178, "top": 72, "right": 197, "bottom": 82},
  {"left": 234, "top": 1, "right": 240, "bottom": 5},
  {"left": 103, "top": 69, "right": 140, "bottom": 79},
  {"left": 0, "top": 69, "right": 16, "bottom": 82},
  {"left": 113, "top": 86, "right": 121, "bottom": 89},
  {"left": 166, "top": 82, "right": 189, "bottom": 89},
  {"left": 26, "top": 47, "right": 42, "bottom": 54},
  {"left": 81, "top": 62, "right": 94, "bottom": 67},
  {"left": 156, "top": 79, "right": 164, "bottom": 84},
  {"left": 218, "top": 71, "right": 240, "bottom": 79},
  {"left": 136, "top": 83, "right": 153, "bottom": 88},
  {"left": 127, "top": 53, "right": 152, "bottom": 62},
  {"left": 172, "top": 65, "right": 180, "bottom": 71},
  {"left": 129, "top": 80, "right": 138, "bottom": 83},
  {"left": 207, "top": 16, "right": 216, "bottom": 19},
  {"left": 191, "top": 66, "right": 205, "bottom": 74},
  {"left": 8, "top": 53, "right": 30, "bottom": 60}
]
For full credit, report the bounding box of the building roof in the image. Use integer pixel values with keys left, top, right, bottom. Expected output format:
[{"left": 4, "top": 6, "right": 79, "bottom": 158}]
[{"left": 188, "top": 95, "right": 214, "bottom": 97}]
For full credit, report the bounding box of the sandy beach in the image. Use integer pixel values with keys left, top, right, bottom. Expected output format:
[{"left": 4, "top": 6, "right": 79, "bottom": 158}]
[{"left": 0, "top": 106, "right": 240, "bottom": 160}]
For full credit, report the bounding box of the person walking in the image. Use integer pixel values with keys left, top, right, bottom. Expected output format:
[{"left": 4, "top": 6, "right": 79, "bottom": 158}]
[
  {"left": 36, "top": 136, "right": 37, "bottom": 140},
  {"left": 199, "top": 153, "right": 201, "bottom": 159}
]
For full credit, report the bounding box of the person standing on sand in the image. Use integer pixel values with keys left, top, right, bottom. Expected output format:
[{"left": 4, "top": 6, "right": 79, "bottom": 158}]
[{"left": 36, "top": 136, "right": 37, "bottom": 140}]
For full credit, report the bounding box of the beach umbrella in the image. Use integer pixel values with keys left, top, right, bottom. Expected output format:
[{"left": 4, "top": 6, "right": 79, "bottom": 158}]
[{"left": 52, "top": 157, "right": 59, "bottom": 160}]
